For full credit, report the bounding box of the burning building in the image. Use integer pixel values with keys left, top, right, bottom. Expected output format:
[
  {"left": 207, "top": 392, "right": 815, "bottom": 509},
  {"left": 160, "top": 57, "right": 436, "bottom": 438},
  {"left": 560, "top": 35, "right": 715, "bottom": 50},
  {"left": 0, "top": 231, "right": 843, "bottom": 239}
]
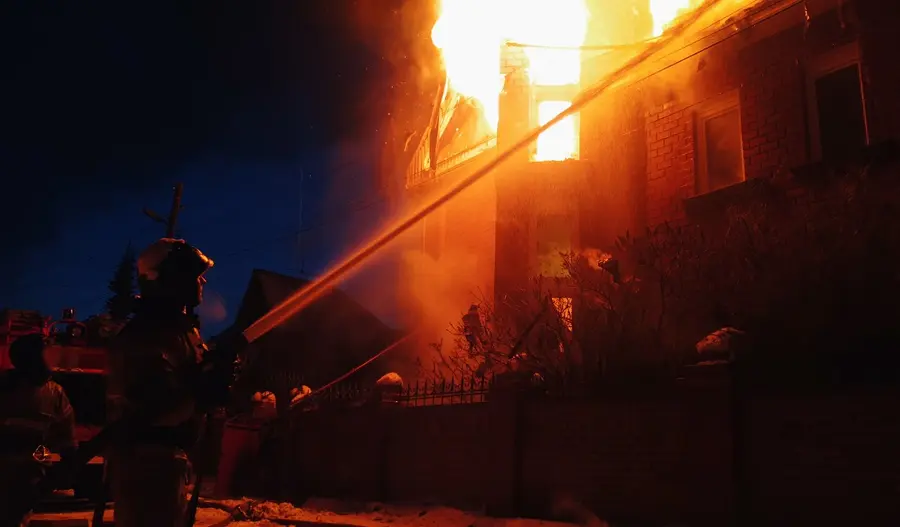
[{"left": 395, "top": 0, "right": 900, "bottom": 345}]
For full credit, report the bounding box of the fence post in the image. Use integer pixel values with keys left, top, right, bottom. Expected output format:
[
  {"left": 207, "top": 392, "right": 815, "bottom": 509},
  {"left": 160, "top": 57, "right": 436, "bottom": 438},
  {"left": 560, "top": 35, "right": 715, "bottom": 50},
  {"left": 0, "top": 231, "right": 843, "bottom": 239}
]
[
  {"left": 730, "top": 359, "right": 749, "bottom": 527},
  {"left": 374, "top": 396, "right": 398, "bottom": 502},
  {"left": 484, "top": 385, "right": 523, "bottom": 516}
]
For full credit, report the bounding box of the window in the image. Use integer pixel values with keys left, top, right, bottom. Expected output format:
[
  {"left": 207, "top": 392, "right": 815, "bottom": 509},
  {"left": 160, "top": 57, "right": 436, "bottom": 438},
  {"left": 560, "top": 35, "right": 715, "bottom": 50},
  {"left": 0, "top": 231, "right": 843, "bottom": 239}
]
[
  {"left": 535, "top": 100, "right": 580, "bottom": 162},
  {"left": 695, "top": 91, "right": 745, "bottom": 194},
  {"left": 536, "top": 213, "right": 573, "bottom": 277},
  {"left": 807, "top": 44, "right": 869, "bottom": 162}
]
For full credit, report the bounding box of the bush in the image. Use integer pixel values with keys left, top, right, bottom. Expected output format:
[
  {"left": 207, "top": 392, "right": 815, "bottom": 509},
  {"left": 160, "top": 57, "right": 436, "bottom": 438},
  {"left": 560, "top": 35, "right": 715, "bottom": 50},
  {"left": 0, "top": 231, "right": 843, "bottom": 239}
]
[{"left": 427, "top": 162, "right": 900, "bottom": 387}]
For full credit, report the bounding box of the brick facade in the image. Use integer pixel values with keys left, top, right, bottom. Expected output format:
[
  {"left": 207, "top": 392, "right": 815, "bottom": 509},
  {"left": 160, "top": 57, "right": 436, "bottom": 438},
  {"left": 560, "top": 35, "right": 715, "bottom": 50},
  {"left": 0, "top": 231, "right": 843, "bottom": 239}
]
[
  {"left": 640, "top": 21, "right": 813, "bottom": 226},
  {"left": 401, "top": 0, "right": 900, "bottom": 328},
  {"left": 578, "top": 0, "right": 900, "bottom": 232}
]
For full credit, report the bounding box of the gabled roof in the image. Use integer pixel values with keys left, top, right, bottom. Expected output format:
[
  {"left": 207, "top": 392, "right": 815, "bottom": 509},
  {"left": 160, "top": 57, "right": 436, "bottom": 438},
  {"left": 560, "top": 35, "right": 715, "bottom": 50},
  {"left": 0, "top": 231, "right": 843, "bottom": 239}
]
[
  {"left": 229, "top": 268, "right": 398, "bottom": 338},
  {"left": 215, "top": 269, "right": 402, "bottom": 382}
]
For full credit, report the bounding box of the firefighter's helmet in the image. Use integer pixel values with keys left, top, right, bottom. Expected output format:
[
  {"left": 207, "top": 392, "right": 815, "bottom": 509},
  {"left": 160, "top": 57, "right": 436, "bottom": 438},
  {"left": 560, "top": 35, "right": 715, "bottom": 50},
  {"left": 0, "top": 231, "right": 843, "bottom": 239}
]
[{"left": 137, "top": 238, "right": 214, "bottom": 289}]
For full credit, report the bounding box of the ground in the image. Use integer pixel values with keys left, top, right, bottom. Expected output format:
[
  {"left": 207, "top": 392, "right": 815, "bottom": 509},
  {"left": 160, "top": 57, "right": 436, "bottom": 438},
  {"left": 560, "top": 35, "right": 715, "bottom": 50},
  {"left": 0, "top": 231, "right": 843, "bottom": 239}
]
[{"left": 29, "top": 498, "right": 587, "bottom": 527}]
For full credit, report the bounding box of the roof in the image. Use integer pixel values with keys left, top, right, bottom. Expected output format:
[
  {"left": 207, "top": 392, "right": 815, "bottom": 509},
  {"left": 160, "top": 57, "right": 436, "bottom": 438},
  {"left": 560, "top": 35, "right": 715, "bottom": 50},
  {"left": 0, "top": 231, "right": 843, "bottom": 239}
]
[{"left": 216, "top": 269, "right": 403, "bottom": 384}]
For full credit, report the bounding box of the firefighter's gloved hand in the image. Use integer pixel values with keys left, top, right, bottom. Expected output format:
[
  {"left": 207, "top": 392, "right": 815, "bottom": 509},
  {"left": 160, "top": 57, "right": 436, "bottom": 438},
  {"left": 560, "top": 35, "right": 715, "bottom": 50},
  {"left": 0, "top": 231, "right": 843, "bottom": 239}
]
[{"left": 196, "top": 332, "right": 248, "bottom": 409}]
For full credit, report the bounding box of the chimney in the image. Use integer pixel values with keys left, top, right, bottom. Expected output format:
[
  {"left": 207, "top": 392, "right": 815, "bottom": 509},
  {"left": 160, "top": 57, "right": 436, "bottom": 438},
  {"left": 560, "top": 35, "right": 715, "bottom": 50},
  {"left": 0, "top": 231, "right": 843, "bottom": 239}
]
[{"left": 498, "top": 43, "right": 535, "bottom": 164}]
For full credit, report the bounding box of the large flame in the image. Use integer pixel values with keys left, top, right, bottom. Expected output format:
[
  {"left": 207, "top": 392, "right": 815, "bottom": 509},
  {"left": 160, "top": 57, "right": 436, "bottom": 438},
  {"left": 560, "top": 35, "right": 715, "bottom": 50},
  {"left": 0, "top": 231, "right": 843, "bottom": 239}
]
[
  {"left": 431, "top": 0, "right": 589, "bottom": 162},
  {"left": 650, "top": 0, "right": 701, "bottom": 36},
  {"left": 430, "top": 0, "right": 716, "bottom": 161}
]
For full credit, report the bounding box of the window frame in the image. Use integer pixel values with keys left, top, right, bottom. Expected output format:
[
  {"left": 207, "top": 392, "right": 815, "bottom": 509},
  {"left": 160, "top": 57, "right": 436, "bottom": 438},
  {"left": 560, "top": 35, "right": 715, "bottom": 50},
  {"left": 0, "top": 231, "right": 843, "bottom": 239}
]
[
  {"left": 531, "top": 209, "right": 579, "bottom": 279},
  {"left": 694, "top": 90, "right": 745, "bottom": 195},
  {"left": 805, "top": 42, "right": 870, "bottom": 162},
  {"left": 532, "top": 85, "right": 582, "bottom": 162}
]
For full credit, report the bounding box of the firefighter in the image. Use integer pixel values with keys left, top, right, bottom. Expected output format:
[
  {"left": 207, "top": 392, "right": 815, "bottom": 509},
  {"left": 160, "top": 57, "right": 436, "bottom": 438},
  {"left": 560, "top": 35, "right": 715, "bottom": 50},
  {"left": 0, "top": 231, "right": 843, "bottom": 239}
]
[
  {"left": 0, "top": 332, "right": 77, "bottom": 525},
  {"left": 105, "top": 238, "right": 215, "bottom": 527},
  {"left": 462, "top": 304, "right": 484, "bottom": 353}
]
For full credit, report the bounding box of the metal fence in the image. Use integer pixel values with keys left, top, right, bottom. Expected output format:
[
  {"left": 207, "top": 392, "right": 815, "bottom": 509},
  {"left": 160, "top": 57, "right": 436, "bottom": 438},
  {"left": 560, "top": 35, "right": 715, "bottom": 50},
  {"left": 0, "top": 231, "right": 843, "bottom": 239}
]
[
  {"left": 400, "top": 375, "right": 493, "bottom": 406},
  {"left": 315, "top": 374, "right": 494, "bottom": 408}
]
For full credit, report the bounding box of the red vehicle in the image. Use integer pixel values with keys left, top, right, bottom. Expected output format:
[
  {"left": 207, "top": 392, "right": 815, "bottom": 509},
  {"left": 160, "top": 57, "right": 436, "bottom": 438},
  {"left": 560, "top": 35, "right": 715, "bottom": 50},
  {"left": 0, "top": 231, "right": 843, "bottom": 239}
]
[{"left": 1, "top": 309, "right": 112, "bottom": 503}]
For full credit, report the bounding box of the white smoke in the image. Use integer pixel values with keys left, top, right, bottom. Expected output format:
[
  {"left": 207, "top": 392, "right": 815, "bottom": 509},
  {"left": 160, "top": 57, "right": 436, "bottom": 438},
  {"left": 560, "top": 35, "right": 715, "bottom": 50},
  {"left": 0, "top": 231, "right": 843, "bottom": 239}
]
[{"left": 197, "top": 288, "right": 228, "bottom": 324}]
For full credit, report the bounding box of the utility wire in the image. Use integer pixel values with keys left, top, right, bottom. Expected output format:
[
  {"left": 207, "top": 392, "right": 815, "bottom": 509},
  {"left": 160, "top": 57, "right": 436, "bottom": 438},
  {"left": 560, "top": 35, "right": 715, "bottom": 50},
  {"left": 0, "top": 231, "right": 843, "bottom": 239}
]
[
  {"left": 505, "top": 41, "right": 651, "bottom": 51},
  {"left": 606, "top": 0, "right": 804, "bottom": 93},
  {"left": 243, "top": 0, "right": 806, "bottom": 343},
  {"left": 16, "top": 0, "right": 792, "bottom": 318},
  {"left": 243, "top": 0, "right": 738, "bottom": 343}
]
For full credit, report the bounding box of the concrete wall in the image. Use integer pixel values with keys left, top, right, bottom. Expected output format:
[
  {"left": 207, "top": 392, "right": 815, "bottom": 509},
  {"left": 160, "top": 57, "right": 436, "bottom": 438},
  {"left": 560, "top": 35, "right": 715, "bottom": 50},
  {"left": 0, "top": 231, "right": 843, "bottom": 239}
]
[{"left": 286, "top": 384, "right": 900, "bottom": 526}]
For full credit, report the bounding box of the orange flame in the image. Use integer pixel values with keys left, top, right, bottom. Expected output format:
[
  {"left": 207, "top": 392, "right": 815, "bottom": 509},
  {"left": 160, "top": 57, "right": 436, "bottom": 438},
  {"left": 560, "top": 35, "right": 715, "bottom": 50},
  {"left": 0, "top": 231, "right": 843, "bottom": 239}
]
[
  {"left": 650, "top": 0, "right": 700, "bottom": 36},
  {"left": 431, "top": 0, "right": 589, "bottom": 162},
  {"left": 430, "top": 0, "right": 728, "bottom": 162},
  {"left": 650, "top": 0, "right": 750, "bottom": 36}
]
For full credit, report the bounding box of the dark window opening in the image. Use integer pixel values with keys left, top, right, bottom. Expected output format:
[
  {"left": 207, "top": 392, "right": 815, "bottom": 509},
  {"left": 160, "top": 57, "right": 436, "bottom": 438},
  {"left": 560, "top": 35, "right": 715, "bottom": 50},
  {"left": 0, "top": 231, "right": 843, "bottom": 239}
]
[
  {"left": 536, "top": 213, "right": 573, "bottom": 277},
  {"left": 815, "top": 64, "right": 868, "bottom": 161},
  {"left": 703, "top": 108, "right": 744, "bottom": 192}
]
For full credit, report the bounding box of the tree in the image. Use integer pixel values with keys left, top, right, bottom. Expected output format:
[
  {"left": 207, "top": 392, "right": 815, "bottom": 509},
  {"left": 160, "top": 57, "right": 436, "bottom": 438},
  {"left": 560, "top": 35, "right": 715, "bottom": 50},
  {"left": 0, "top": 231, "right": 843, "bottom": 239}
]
[
  {"left": 106, "top": 243, "right": 136, "bottom": 321},
  {"left": 424, "top": 161, "right": 900, "bottom": 389}
]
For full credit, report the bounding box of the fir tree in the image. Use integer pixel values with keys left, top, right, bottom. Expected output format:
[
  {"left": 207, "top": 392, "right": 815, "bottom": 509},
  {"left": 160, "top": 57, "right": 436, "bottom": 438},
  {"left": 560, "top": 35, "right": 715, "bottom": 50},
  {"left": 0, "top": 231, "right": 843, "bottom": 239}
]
[{"left": 106, "top": 242, "right": 136, "bottom": 321}]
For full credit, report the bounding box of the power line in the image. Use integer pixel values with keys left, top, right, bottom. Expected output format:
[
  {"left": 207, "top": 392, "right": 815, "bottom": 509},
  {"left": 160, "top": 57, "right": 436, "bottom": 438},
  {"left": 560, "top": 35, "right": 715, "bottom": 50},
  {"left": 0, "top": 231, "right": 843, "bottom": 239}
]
[
  {"left": 242, "top": 0, "right": 759, "bottom": 342},
  {"left": 505, "top": 41, "right": 651, "bottom": 51},
  {"left": 11, "top": 0, "right": 778, "bottom": 316},
  {"left": 611, "top": 0, "right": 803, "bottom": 90}
]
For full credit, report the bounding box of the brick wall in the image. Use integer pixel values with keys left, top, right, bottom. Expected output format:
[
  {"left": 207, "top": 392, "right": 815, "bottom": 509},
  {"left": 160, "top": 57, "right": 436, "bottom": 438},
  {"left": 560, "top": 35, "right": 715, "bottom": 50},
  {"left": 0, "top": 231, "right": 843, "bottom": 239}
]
[
  {"left": 493, "top": 160, "right": 591, "bottom": 307},
  {"left": 641, "top": 25, "right": 813, "bottom": 226},
  {"left": 745, "top": 392, "right": 900, "bottom": 525},
  {"left": 281, "top": 384, "right": 900, "bottom": 526},
  {"left": 579, "top": 85, "right": 648, "bottom": 247},
  {"left": 579, "top": 1, "right": 900, "bottom": 228}
]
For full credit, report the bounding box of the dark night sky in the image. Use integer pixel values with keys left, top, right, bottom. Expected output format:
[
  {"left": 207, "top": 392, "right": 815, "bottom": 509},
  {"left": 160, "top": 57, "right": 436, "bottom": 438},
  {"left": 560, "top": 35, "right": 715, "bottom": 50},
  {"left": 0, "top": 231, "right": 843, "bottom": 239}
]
[{"left": 1, "top": 1, "right": 438, "bottom": 335}]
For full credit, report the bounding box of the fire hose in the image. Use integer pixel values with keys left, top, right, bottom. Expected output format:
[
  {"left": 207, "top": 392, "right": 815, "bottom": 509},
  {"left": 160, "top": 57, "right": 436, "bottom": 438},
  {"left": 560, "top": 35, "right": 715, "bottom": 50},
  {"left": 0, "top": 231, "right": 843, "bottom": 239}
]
[
  {"left": 25, "top": 330, "right": 418, "bottom": 525},
  {"left": 293, "top": 330, "right": 419, "bottom": 406},
  {"left": 24, "top": 0, "right": 742, "bottom": 520}
]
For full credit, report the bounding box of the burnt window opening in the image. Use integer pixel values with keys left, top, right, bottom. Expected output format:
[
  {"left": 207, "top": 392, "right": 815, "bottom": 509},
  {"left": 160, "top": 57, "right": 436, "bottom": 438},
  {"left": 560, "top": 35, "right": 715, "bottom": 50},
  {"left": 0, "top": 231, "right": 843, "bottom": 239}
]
[
  {"left": 695, "top": 93, "right": 745, "bottom": 194},
  {"left": 536, "top": 213, "right": 573, "bottom": 278},
  {"left": 814, "top": 63, "right": 868, "bottom": 162}
]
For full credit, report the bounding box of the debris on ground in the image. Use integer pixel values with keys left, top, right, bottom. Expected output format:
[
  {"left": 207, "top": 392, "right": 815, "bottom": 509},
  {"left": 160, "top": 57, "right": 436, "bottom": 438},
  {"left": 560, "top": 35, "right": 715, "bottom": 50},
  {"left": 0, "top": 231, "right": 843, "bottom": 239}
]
[
  {"left": 201, "top": 497, "right": 582, "bottom": 527},
  {"left": 31, "top": 496, "right": 584, "bottom": 527}
]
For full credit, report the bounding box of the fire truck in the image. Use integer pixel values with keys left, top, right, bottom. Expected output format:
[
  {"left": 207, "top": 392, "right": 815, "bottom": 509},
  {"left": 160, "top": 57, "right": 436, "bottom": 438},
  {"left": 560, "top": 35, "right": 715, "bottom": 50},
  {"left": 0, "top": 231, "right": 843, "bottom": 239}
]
[
  {"left": 1, "top": 308, "right": 115, "bottom": 370},
  {"left": 1, "top": 308, "right": 115, "bottom": 426},
  {"left": 1, "top": 308, "right": 113, "bottom": 504}
]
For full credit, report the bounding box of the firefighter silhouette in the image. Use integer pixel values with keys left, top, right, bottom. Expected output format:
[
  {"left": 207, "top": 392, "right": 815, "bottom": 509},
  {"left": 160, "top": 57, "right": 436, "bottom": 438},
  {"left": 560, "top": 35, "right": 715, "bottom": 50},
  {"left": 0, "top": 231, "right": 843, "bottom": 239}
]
[{"left": 462, "top": 304, "right": 484, "bottom": 353}]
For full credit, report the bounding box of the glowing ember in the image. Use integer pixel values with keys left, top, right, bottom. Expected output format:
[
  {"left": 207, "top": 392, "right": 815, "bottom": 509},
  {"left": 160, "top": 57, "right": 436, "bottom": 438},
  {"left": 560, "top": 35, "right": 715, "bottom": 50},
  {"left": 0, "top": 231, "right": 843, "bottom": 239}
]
[{"left": 431, "top": 0, "right": 589, "bottom": 161}]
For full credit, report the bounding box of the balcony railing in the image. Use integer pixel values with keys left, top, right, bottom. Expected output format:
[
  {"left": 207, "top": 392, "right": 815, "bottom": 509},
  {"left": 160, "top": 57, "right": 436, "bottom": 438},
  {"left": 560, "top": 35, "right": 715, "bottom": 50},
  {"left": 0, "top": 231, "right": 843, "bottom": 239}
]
[{"left": 406, "top": 134, "right": 497, "bottom": 189}]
